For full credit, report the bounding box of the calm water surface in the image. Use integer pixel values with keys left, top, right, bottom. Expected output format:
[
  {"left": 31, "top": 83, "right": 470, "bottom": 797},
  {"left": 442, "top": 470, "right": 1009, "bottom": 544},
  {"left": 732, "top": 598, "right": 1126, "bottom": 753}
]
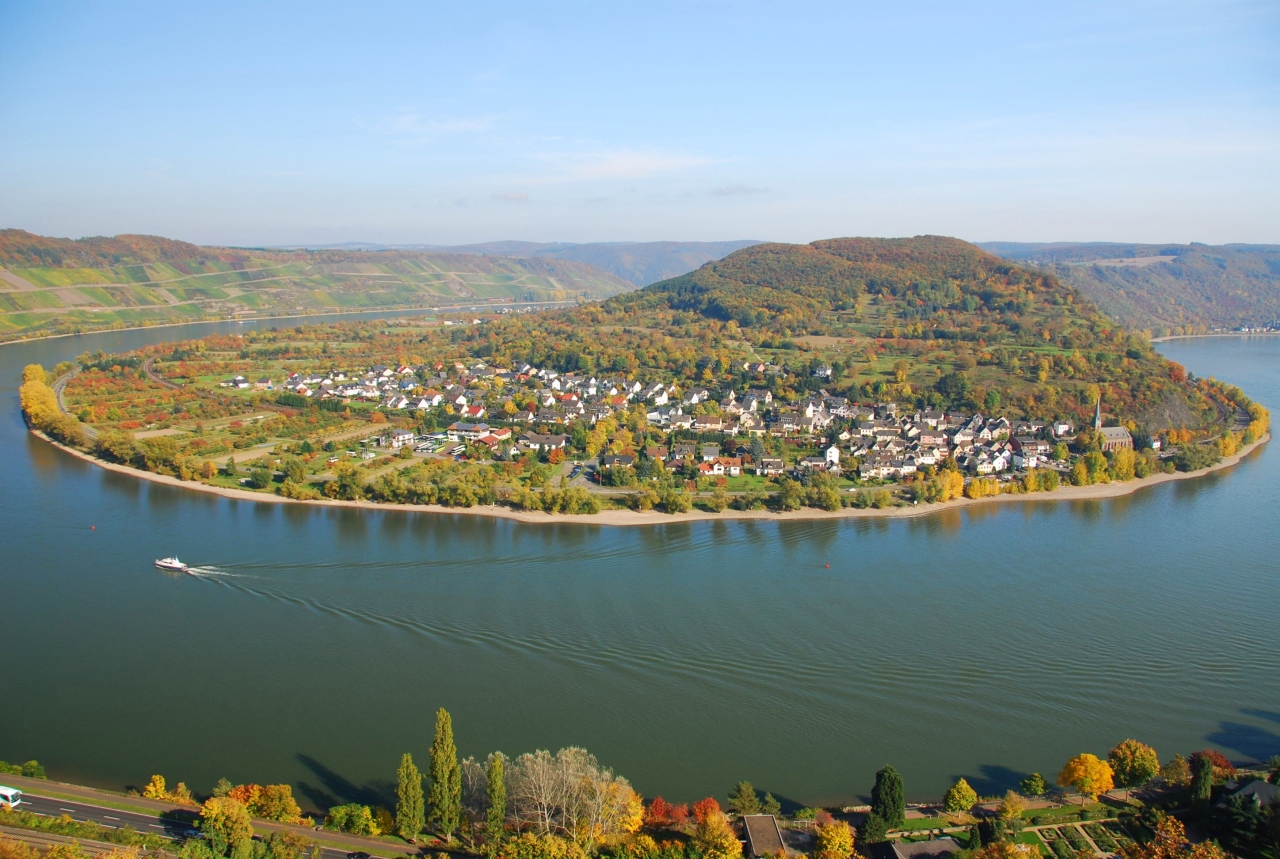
[{"left": 2, "top": 323, "right": 1278, "bottom": 808}]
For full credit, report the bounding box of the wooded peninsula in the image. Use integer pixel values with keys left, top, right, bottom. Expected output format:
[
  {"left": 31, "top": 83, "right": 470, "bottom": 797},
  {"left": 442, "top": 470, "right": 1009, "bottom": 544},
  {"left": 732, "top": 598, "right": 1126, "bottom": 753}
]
[{"left": 16, "top": 237, "right": 1270, "bottom": 520}]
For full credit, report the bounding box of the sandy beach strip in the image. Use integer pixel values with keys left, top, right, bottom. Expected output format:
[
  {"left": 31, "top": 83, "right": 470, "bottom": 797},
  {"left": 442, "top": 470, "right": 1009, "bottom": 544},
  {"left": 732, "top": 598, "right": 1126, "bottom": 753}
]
[{"left": 31, "top": 431, "right": 1270, "bottom": 527}]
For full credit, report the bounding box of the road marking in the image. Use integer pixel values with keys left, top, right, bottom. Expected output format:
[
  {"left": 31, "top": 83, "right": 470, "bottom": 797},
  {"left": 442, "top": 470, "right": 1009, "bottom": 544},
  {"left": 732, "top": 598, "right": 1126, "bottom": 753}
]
[
  {"left": 60, "top": 808, "right": 75, "bottom": 812},
  {"left": 150, "top": 824, "right": 164, "bottom": 829},
  {"left": 104, "top": 816, "right": 120, "bottom": 820}
]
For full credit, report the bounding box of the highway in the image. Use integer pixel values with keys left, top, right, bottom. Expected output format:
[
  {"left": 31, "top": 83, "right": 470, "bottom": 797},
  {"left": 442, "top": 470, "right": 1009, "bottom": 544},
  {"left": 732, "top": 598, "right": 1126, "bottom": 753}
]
[{"left": 10, "top": 793, "right": 369, "bottom": 859}]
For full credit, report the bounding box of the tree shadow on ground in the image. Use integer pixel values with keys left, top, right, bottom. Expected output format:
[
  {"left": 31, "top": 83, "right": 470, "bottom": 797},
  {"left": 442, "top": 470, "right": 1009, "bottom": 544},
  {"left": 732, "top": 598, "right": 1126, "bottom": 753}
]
[
  {"left": 961, "top": 765, "right": 1030, "bottom": 798},
  {"left": 295, "top": 754, "right": 394, "bottom": 811},
  {"left": 1206, "top": 717, "right": 1280, "bottom": 765}
]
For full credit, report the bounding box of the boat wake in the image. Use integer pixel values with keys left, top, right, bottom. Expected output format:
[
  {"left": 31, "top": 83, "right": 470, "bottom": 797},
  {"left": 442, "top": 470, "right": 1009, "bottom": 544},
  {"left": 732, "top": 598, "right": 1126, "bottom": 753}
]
[{"left": 185, "top": 566, "right": 249, "bottom": 578}]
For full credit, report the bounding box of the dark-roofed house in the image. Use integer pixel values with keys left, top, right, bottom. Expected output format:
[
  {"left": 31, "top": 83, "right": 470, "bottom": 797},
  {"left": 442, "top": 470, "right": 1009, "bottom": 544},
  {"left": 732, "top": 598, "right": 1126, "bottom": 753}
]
[
  {"left": 874, "top": 837, "right": 962, "bottom": 859},
  {"left": 1220, "top": 779, "right": 1280, "bottom": 809},
  {"left": 741, "top": 815, "right": 785, "bottom": 859}
]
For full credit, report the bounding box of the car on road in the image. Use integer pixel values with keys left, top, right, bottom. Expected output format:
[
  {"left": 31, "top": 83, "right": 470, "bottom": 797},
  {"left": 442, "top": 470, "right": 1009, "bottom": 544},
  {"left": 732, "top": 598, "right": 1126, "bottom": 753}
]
[
  {"left": 347, "top": 853, "right": 371, "bottom": 859},
  {"left": 569, "top": 466, "right": 584, "bottom": 479},
  {"left": 183, "top": 830, "right": 202, "bottom": 840}
]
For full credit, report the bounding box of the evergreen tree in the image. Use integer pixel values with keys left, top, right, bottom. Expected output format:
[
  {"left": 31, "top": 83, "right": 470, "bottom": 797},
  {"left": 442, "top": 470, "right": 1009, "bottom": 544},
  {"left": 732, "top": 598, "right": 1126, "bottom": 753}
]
[
  {"left": 859, "top": 812, "right": 889, "bottom": 844},
  {"left": 1191, "top": 753, "right": 1214, "bottom": 808},
  {"left": 871, "top": 765, "right": 905, "bottom": 829},
  {"left": 728, "top": 781, "right": 761, "bottom": 816},
  {"left": 1019, "top": 773, "right": 1047, "bottom": 797},
  {"left": 761, "top": 793, "right": 781, "bottom": 817},
  {"left": 428, "top": 708, "right": 461, "bottom": 840},
  {"left": 395, "top": 753, "right": 424, "bottom": 843},
  {"left": 485, "top": 754, "right": 507, "bottom": 853}
]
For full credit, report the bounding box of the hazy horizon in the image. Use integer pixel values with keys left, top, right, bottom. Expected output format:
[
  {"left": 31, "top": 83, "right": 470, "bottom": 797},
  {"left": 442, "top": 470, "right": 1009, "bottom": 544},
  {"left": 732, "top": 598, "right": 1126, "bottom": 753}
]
[{"left": 2, "top": 1, "right": 1277, "bottom": 247}]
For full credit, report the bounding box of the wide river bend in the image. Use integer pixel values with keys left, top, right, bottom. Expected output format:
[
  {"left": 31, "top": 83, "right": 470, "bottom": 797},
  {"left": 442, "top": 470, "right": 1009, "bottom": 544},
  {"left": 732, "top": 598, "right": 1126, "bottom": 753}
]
[{"left": 2, "top": 319, "right": 1278, "bottom": 807}]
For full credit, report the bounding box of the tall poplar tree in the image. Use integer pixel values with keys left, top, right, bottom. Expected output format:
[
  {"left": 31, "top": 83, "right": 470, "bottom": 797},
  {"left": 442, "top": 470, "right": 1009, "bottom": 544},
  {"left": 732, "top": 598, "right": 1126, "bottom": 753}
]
[
  {"left": 395, "top": 752, "right": 424, "bottom": 842},
  {"left": 871, "top": 765, "right": 905, "bottom": 828},
  {"left": 485, "top": 754, "right": 507, "bottom": 853},
  {"left": 428, "top": 708, "right": 461, "bottom": 840}
]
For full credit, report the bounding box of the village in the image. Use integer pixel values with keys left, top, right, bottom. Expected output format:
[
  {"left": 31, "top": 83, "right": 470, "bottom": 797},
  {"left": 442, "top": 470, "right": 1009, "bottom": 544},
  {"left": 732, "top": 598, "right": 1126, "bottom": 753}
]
[{"left": 248, "top": 356, "right": 1138, "bottom": 489}]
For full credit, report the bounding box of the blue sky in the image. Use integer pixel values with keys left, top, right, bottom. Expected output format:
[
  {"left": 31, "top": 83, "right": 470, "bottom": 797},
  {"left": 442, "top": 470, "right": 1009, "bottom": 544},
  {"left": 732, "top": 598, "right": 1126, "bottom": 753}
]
[{"left": 1, "top": 1, "right": 1277, "bottom": 246}]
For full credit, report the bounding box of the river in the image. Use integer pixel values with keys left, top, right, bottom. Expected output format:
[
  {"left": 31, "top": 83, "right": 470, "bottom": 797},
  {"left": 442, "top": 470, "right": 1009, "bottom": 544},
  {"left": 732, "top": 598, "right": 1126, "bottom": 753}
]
[{"left": 2, "top": 320, "right": 1278, "bottom": 809}]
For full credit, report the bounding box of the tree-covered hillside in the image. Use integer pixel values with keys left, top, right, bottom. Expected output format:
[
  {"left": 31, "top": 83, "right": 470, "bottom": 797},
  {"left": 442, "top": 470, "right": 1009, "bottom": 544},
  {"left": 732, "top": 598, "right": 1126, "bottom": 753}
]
[
  {"left": 461, "top": 236, "right": 1224, "bottom": 433},
  {"left": 981, "top": 241, "right": 1280, "bottom": 335},
  {"left": 0, "top": 230, "right": 632, "bottom": 341}
]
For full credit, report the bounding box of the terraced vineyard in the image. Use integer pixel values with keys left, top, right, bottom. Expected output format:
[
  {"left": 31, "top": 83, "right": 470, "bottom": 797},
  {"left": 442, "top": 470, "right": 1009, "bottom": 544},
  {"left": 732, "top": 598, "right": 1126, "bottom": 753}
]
[{"left": 0, "top": 230, "right": 635, "bottom": 341}]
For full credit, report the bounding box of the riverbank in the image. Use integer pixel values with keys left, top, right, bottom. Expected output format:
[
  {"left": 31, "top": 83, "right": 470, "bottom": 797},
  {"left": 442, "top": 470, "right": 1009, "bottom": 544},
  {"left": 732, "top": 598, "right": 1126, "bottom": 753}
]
[
  {"left": 1151, "top": 331, "right": 1280, "bottom": 343},
  {"left": 33, "top": 429, "right": 1271, "bottom": 527}
]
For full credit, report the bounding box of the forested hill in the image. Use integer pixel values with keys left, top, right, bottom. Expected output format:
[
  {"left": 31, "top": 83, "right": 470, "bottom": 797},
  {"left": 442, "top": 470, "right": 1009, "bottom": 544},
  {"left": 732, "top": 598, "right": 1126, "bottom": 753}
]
[
  {"left": 463, "top": 236, "right": 1224, "bottom": 432},
  {"left": 624, "top": 235, "right": 1107, "bottom": 345},
  {"left": 980, "top": 241, "right": 1280, "bottom": 335},
  {"left": 0, "top": 230, "right": 633, "bottom": 342}
]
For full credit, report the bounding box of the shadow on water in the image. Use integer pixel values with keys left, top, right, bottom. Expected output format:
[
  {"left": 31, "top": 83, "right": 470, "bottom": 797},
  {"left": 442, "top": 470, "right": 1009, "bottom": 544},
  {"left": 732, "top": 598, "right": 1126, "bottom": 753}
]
[
  {"left": 1206, "top": 714, "right": 1280, "bottom": 763},
  {"left": 1242, "top": 709, "right": 1280, "bottom": 726},
  {"left": 961, "top": 764, "right": 1030, "bottom": 797},
  {"left": 296, "top": 754, "right": 394, "bottom": 810}
]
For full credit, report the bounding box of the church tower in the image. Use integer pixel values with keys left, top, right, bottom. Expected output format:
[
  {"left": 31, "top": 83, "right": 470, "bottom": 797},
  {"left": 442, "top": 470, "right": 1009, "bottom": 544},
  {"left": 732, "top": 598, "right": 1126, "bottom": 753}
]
[{"left": 1094, "top": 397, "right": 1102, "bottom": 430}]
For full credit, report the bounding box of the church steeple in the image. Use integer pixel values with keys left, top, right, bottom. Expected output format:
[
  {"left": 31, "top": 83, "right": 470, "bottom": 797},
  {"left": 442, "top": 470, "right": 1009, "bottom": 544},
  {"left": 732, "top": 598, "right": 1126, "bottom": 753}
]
[{"left": 1094, "top": 396, "right": 1102, "bottom": 430}]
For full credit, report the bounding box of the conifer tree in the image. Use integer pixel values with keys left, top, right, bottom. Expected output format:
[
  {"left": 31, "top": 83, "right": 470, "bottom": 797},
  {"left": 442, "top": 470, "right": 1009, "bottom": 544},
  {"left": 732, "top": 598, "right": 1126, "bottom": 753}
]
[
  {"left": 728, "top": 781, "right": 761, "bottom": 816},
  {"left": 395, "top": 753, "right": 424, "bottom": 843},
  {"left": 1019, "top": 773, "right": 1047, "bottom": 797},
  {"left": 485, "top": 754, "right": 507, "bottom": 853},
  {"left": 871, "top": 766, "right": 905, "bottom": 828},
  {"left": 1191, "top": 754, "right": 1214, "bottom": 807},
  {"left": 428, "top": 708, "right": 461, "bottom": 840}
]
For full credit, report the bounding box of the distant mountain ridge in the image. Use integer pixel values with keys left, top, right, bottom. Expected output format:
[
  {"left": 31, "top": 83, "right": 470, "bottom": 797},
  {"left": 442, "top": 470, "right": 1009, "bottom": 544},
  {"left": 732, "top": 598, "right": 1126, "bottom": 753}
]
[
  {"left": 980, "top": 241, "right": 1280, "bottom": 335},
  {"left": 0, "top": 229, "right": 636, "bottom": 342},
  {"left": 281, "top": 239, "right": 764, "bottom": 286}
]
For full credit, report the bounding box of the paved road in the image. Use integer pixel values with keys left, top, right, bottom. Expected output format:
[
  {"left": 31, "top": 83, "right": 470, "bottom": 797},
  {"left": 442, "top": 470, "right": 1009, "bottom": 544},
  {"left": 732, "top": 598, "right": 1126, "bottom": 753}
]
[
  {"left": 16, "top": 793, "right": 197, "bottom": 841},
  {"left": 11, "top": 793, "right": 364, "bottom": 859}
]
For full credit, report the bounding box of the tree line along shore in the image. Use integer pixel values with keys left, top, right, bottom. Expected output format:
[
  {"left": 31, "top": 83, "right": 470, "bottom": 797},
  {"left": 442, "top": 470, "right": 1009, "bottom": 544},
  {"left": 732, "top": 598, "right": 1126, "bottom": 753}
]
[
  {"left": 15, "top": 344, "right": 1269, "bottom": 520},
  {"left": 3, "top": 714, "right": 1279, "bottom": 859}
]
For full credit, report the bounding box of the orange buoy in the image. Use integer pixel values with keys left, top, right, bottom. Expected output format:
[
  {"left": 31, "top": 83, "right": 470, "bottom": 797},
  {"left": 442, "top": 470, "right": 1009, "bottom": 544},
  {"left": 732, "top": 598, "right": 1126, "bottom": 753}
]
[{"left": 825, "top": 563, "right": 830, "bottom": 568}]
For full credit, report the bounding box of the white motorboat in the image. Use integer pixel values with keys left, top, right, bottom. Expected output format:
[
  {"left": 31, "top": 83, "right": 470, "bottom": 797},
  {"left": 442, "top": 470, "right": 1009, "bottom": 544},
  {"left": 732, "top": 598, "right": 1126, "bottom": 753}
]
[{"left": 154, "top": 557, "right": 189, "bottom": 573}]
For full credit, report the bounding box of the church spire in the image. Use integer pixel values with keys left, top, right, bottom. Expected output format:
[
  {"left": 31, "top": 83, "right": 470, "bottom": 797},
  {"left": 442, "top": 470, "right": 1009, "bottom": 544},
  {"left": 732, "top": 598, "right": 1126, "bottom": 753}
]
[{"left": 1094, "top": 396, "right": 1102, "bottom": 430}]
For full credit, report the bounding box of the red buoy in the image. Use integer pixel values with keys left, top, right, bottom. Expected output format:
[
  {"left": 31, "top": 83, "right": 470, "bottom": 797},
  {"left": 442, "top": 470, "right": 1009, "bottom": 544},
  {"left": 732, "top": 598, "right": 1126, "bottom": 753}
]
[{"left": 825, "top": 563, "right": 830, "bottom": 568}]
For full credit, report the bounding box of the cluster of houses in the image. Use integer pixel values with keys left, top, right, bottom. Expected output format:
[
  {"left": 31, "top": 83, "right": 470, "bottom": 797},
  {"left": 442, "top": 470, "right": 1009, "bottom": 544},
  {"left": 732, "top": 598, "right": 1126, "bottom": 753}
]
[{"left": 265, "top": 359, "right": 1133, "bottom": 481}]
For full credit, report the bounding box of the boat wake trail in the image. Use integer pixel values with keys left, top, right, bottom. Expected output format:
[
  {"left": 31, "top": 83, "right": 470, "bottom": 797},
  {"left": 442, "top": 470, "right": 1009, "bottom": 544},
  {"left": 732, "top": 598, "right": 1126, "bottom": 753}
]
[{"left": 186, "top": 566, "right": 250, "bottom": 578}]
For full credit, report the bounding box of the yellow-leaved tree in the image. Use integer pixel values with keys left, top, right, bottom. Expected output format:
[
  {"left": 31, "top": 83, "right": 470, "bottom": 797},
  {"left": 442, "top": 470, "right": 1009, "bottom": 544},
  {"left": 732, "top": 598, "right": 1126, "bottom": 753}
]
[
  {"left": 1057, "top": 754, "right": 1114, "bottom": 803},
  {"left": 814, "top": 820, "right": 856, "bottom": 859},
  {"left": 142, "top": 775, "right": 168, "bottom": 800},
  {"left": 200, "top": 797, "right": 254, "bottom": 858},
  {"left": 692, "top": 810, "right": 742, "bottom": 859}
]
